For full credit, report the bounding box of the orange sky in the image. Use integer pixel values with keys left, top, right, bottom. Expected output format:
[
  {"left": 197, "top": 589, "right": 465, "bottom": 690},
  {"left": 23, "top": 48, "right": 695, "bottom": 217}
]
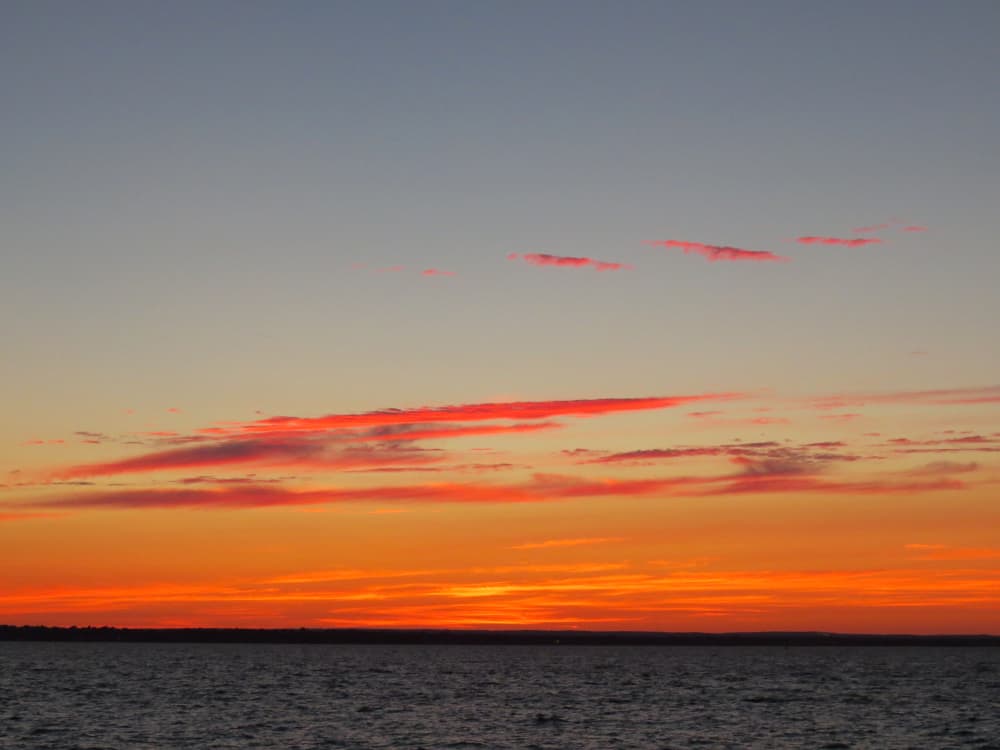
[{"left": 4, "top": 390, "right": 999, "bottom": 633}]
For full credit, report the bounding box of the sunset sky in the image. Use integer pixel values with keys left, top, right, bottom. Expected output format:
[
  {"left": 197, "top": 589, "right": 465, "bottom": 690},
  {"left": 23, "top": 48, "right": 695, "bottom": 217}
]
[{"left": 2, "top": 1, "right": 999, "bottom": 633}]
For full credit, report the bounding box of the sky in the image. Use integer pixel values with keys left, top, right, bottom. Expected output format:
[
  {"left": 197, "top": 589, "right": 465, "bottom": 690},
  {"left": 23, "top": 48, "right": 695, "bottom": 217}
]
[{"left": 2, "top": 1, "right": 999, "bottom": 633}]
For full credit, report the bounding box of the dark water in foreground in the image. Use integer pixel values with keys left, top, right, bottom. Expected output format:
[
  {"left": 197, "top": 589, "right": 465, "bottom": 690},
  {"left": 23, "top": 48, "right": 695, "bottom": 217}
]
[{"left": 2, "top": 643, "right": 998, "bottom": 749}]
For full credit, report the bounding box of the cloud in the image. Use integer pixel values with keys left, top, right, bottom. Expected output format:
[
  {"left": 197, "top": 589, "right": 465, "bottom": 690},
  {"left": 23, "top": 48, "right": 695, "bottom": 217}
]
[
  {"left": 51, "top": 440, "right": 446, "bottom": 480},
  {"left": 510, "top": 537, "right": 625, "bottom": 550},
  {"left": 585, "top": 440, "right": 867, "bottom": 469},
  {"left": 811, "top": 385, "right": 1000, "bottom": 409},
  {"left": 421, "top": 269, "right": 456, "bottom": 277},
  {"left": 507, "top": 253, "right": 631, "bottom": 272},
  {"left": 902, "top": 225, "right": 928, "bottom": 232},
  {"left": 355, "top": 421, "right": 562, "bottom": 443},
  {"left": 646, "top": 240, "right": 788, "bottom": 263},
  {"left": 204, "top": 393, "right": 743, "bottom": 438},
  {"left": 796, "top": 236, "right": 882, "bottom": 247},
  {"left": 20, "top": 463, "right": 964, "bottom": 512},
  {"left": 902, "top": 462, "right": 979, "bottom": 477},
  {"left": 882, "top": 434, "right": 1000, "bottom": 455},
  {"left": 853, "top": 223, "right": 891, "bottom": 233}
]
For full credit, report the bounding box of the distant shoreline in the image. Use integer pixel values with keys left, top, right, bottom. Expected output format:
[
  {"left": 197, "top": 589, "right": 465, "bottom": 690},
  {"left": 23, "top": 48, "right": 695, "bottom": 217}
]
[{"left": 2, "top": 626, "right": 998, "bottom": 646}]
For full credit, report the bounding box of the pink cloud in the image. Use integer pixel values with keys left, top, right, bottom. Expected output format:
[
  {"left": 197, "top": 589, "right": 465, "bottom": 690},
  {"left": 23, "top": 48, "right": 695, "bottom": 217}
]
[
  {"left": 646, "top": 240, "right": 788, "bottom": 263},
  {"left": 902, "top": 225, "right": 928, "bottom": 232},
  {"left": 796, "top": 236, "right": 882, "bottom": 247},
  {"left": 421, "top": 269, "right": 455, "bottom": 277},
  {"left": 507, "top": 253, "right": 631, "bottom": 272}
]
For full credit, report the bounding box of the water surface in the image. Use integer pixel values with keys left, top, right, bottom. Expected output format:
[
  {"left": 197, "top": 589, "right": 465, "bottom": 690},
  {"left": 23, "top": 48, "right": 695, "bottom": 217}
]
[{"left": 2, "top": 643, "right": 998, "bottom": 749}]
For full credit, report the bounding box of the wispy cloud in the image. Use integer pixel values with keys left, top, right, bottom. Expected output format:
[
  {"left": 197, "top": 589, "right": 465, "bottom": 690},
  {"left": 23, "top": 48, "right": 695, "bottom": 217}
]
[
  {"left": 853, "top": 223, "right": 892, "bottom": 233},
  {"left": 811, "top": 385, "right": 1000, "bottom": 409},
  {"left": 507, "top": 253, "right": 631, "bottom": 271},
  {"left": 203, "top": 394, "right": 743, "bottom": 438},
  {"left": 902, "top": 225, "right": 928, "bottom": 232},
  {"left": 22, "top": 463, "right": 964, "bottom": 512},
  {"left": 421, "top": 269, "right": 456, "bottom": 277},
  {"left": 51, "top": 440, "right": 446, "bottom": 480},
  {"left": 645, "top": 240, "right": 788, "bottom": 263},
  {"left": 796, "top": 236, "right": 883, "bottom": 247}
]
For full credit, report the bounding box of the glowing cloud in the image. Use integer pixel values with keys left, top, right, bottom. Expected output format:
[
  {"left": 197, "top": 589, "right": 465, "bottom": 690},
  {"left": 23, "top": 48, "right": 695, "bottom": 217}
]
[
  {"left": 507, "top": 253, "right": 631, "bottom": 271},
  {"left": 207, "top": 393, "right": 743, "bottom": 437},
  {"left": 645, "top": 240, "right": 788, "bottom": 263},
  {"left": 796, "top": 236, "right": 883, "bottom": 247}
]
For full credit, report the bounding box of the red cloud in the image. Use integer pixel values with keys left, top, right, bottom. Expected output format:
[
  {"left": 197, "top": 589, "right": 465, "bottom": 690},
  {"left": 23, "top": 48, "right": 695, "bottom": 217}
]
[
  {"left": 645, "top": 240, "right": 788, "bottom": 263},
  {"left": 507, "top": 253, "right": 631, "bottom": 272},
  {"left": 421, "top": 269, "right": 455, "bottom": 277},
  {"left": 796, "top": 236, "right": 882, "bottom": 247},
  {"left": 206, "top": 394, "right": 742, "bottom": 438}
]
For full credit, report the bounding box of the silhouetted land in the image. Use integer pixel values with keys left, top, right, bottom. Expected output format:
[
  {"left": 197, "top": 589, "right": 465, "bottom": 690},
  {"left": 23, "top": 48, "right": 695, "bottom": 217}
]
[{"left": 2, "top": 625, "right": 998, "bottom": 646}]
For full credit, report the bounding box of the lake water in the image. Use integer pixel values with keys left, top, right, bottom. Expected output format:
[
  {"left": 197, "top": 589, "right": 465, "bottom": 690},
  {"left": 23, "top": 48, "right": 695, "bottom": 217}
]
[{"left": 2, "top": 643, "right": 998, "bottom": 749}]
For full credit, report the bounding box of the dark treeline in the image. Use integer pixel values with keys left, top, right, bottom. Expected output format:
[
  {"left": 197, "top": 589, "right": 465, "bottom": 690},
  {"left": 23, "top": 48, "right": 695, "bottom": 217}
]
[{"left": 2, "top": 625, "right": 998, "bottom": 646}]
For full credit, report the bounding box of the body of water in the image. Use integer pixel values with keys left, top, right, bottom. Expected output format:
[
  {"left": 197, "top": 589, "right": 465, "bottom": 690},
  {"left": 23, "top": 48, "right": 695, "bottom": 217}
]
[{"left": 2, "top": 642, "right": 998, "bottom": 749}]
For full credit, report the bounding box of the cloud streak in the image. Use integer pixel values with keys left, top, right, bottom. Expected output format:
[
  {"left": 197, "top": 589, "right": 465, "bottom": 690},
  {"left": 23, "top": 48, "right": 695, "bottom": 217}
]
[
  {"left": 204, "top": 394, "right": 743, "bottom": 438},
  {"left": 645, "top": 240, "right": 788, "bottom": 263},
  {"left": 796, "top": 236, "right": 883, "bottom": 247},
  {"left": 507, "top": 253, "right": 631, "bottom": 272},
  {"left": 22, "top": 466, "right": 965, "bottom": 512}
]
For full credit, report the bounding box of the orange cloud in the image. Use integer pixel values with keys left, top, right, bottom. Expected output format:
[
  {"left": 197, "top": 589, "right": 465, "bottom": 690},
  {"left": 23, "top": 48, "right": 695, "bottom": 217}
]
[
  {"left": 507, "top": 253, "right": 632, "bottom": 271},
  {"left": 796, "top": 236, "right": 882, "bottom": 247},
  {"left": 646, "top": 240, "right": 788, "bottom": 263}
]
